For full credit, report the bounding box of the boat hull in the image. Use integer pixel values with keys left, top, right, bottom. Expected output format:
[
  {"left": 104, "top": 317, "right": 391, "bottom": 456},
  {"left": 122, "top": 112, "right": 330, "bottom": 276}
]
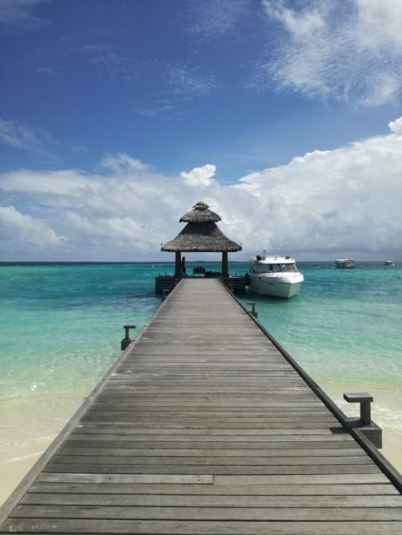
[{"left": 248, "top": 276, "right": 303, "bottom": 298}]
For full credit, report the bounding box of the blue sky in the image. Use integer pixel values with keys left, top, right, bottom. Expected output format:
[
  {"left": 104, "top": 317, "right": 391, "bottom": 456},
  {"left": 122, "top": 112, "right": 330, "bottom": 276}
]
[{"left": 1, "top": 0, "right": 402, "bottom": 261}]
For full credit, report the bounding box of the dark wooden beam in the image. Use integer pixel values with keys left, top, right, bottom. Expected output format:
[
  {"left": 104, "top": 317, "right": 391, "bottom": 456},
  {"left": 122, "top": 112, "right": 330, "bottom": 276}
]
[
  {"left": 175, "top": 251, "right": 181, "bottom": 278},
  {"left": 222, "top": 251, "right": 229, "bottom": 278}
]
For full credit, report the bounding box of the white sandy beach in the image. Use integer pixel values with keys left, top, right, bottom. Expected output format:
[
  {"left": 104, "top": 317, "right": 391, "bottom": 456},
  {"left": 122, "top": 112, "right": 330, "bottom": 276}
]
[{"left": 0, "top": 392, "right": 86, "bottom": 507}]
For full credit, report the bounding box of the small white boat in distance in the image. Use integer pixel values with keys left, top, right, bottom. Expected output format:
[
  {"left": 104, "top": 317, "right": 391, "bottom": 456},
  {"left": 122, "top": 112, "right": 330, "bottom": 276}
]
[
  {"left": 384, "top": 260, "right": 395, "bottom": 266},
  {"left": 247, "top": 255, "right": 304, "bottom": 298},
  {"left": 335, "top": 258, "right": 355, "bottom": 269}
]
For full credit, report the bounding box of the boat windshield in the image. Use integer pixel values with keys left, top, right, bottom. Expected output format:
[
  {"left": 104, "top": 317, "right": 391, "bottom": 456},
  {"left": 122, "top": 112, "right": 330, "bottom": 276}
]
[{"left": 257, "top": 263, "right": 297, "bottom": 273}]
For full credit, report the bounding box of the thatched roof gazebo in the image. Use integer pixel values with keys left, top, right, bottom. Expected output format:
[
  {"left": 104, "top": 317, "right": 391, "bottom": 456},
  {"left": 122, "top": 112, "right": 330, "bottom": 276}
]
[{"left": 161, "top": 201, "right": 242, "bottom": 278}]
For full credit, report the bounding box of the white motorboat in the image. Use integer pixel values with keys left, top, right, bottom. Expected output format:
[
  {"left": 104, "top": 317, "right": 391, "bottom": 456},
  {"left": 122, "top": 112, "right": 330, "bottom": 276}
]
[
  {"left": 384, "top": 260, "right": 395, "bottom": 266},
  {"left": 335, "top": 258, "right": 355, "bottom": 269},
  {"left": 246, "top": 255, "right": 304, "bottom": 298}
]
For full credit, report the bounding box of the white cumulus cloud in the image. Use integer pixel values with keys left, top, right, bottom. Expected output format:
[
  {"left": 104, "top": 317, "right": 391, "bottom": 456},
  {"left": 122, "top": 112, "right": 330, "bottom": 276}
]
[
  {"left": 0, "top": 116, "right": 401, "bottom": 260},
  {"left": 0, "top": 169, "right": 102, "bottom": 195},
  {"left": 235, "top": 118, "right": 402, "bottom": 254},
  {"left": 0, "top": 206, "right": 68, "bottom": 247},
  {"left": 389, "top": 117, "right": 402, "bottom": 136},
  {"left": 257, "top": 0, "right": 402, "bottom": 105},
  {"left": 180, "top": 164, "right": 217, "bottom": 187}
]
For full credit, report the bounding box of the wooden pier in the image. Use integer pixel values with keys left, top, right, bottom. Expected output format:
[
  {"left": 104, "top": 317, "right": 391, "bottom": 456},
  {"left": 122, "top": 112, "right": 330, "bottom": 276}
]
[{"left": 1, "top": 278, "right": 402, "bottom": 533}]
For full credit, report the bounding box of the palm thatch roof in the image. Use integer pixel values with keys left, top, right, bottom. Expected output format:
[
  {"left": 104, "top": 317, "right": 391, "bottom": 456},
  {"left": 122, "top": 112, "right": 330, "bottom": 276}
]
[
  {"left": 180, "top": 202, "right": 221, "bottom": 223},
  {"left": 161, "top": 222, "right": 242, "bottom": 252},
  {"left": 161, "top": 201, "right": 242, "bottom": 253}
]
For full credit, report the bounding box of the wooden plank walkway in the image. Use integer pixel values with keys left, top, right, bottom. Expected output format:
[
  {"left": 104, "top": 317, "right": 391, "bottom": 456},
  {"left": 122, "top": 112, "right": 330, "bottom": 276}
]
[{"left": 1, "top": 278, "right": 402, "bottom": 534}]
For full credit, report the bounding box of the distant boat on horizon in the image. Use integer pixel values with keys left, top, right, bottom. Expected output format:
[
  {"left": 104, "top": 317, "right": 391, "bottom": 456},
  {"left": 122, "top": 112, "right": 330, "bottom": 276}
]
[
  {"left": 384, "top": 260, "right": 395, "bottom": 266},
  {"left": 335, "top": 258, "right": 355, "bottom": 269}
]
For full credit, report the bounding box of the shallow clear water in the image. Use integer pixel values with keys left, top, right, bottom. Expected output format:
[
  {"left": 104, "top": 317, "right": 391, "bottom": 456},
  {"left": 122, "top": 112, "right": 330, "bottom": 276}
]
[
  {"left": 0, "top": 260, "right": 401, "bottom": 451},
  {"left": 240, "top": 262, "right": 402, "bottom": 388},
  {"left": 0, "top": 263, "right": 161, "bottom": 399}
]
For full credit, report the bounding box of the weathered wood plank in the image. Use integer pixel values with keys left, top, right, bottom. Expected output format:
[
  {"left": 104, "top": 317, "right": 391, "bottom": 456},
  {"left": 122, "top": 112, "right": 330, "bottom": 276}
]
[
  {"left": 2, "top": 519, "right": 402, "bottom": 535},
  {"left": 28, "top": 482, "right": 399, "bottom": 496},
  {"left": 78, "top": 418, "right": 340, "bottom": 427},
  {"left": 82, "top": 408, "right": 338, "bottom": 417},
  {"left": 9, "top": 504, "right": 402, "bottom": 521},
  {"left": 214, "top": 473, "right": 390, "bottom": 485},
  {"left": 92, "top": 403, "right": 324, "bottom": 410},
  {"left": 37, "top": 474, "right": 213, "bottom": 484},
  {"left": 37, "top": 473, "right": 388, "bottom": 485},
  {"left": 71, "top": 422, "right": 344, "bottom": 430},
  {"left": 99, "top": 372, "right": 302, "bottom": 380},
  {"left": 61, "top": 439, "right": 361, "bottom": 449},
  {"left": 95, "top": 391, "right": 317, "bottom": 399},
  {"left": 68, "top": 433, "right": 350, "bottom": 443},
  {"left": 55, "top": 447, "right": 363, "bottom": 457},
  {"left": 105, "top": 384, "right": 312, "bottom": 390},
  {"left": 49, "top": 455, "right": 373, "bottom": 466},
  {"left": 75, "top": 421, "right": 339, "bottom": 428},
  {"left": 41, "top": 464, "right": 381, "bottom": 475},
  {"left": 21, "top": 493, "right": 402, "bottom": 508},
  {"left": 72, "top": 426, "right": 344, "bottom": 436}
]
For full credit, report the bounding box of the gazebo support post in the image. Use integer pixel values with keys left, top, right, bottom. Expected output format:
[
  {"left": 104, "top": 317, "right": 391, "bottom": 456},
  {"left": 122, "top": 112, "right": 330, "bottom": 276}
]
[
  {"left": 222, "top": 251, "right": 229, "bottom": 278},
  {"left": 175, "top": 251, "right": 182, "bottom": 278}
]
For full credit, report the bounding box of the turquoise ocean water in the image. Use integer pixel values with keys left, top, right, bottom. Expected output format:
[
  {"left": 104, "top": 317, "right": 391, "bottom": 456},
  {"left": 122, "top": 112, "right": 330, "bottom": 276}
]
[{"left": 1, "top": 261, "right": 402, "bottom": 470}]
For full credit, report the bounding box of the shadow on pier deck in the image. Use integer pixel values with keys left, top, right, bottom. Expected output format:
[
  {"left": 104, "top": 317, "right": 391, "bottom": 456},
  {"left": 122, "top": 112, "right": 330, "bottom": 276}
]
[{"left": 1, "top": 278, "right": 402, "bottom": 534}]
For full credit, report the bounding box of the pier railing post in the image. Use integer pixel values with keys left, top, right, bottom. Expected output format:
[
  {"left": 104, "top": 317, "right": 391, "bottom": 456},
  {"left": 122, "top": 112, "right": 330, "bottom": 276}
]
[
  {"left": 343, "top": 392, "right": 382, "bottom": 448},
  {"left": 343, "top": 393, "right": 373, "bottom": 425},
  {"left": 121, "top": 325, "right": 136, "bottom": 350},
  {"left": 247, "top": 302, "right": 257, "bottom": 318}
]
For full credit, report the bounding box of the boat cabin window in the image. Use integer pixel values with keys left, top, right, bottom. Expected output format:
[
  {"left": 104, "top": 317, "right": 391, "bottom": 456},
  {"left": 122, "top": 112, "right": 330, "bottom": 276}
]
[
  {"left": 257, "top": 264, "right": 278, "bottom": 273},
  {"left": 257, "top": 263, "right": 297, "bottom": 273},
  {"left": 281, "top": 263, "right": 297, "bottom": 272}
]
